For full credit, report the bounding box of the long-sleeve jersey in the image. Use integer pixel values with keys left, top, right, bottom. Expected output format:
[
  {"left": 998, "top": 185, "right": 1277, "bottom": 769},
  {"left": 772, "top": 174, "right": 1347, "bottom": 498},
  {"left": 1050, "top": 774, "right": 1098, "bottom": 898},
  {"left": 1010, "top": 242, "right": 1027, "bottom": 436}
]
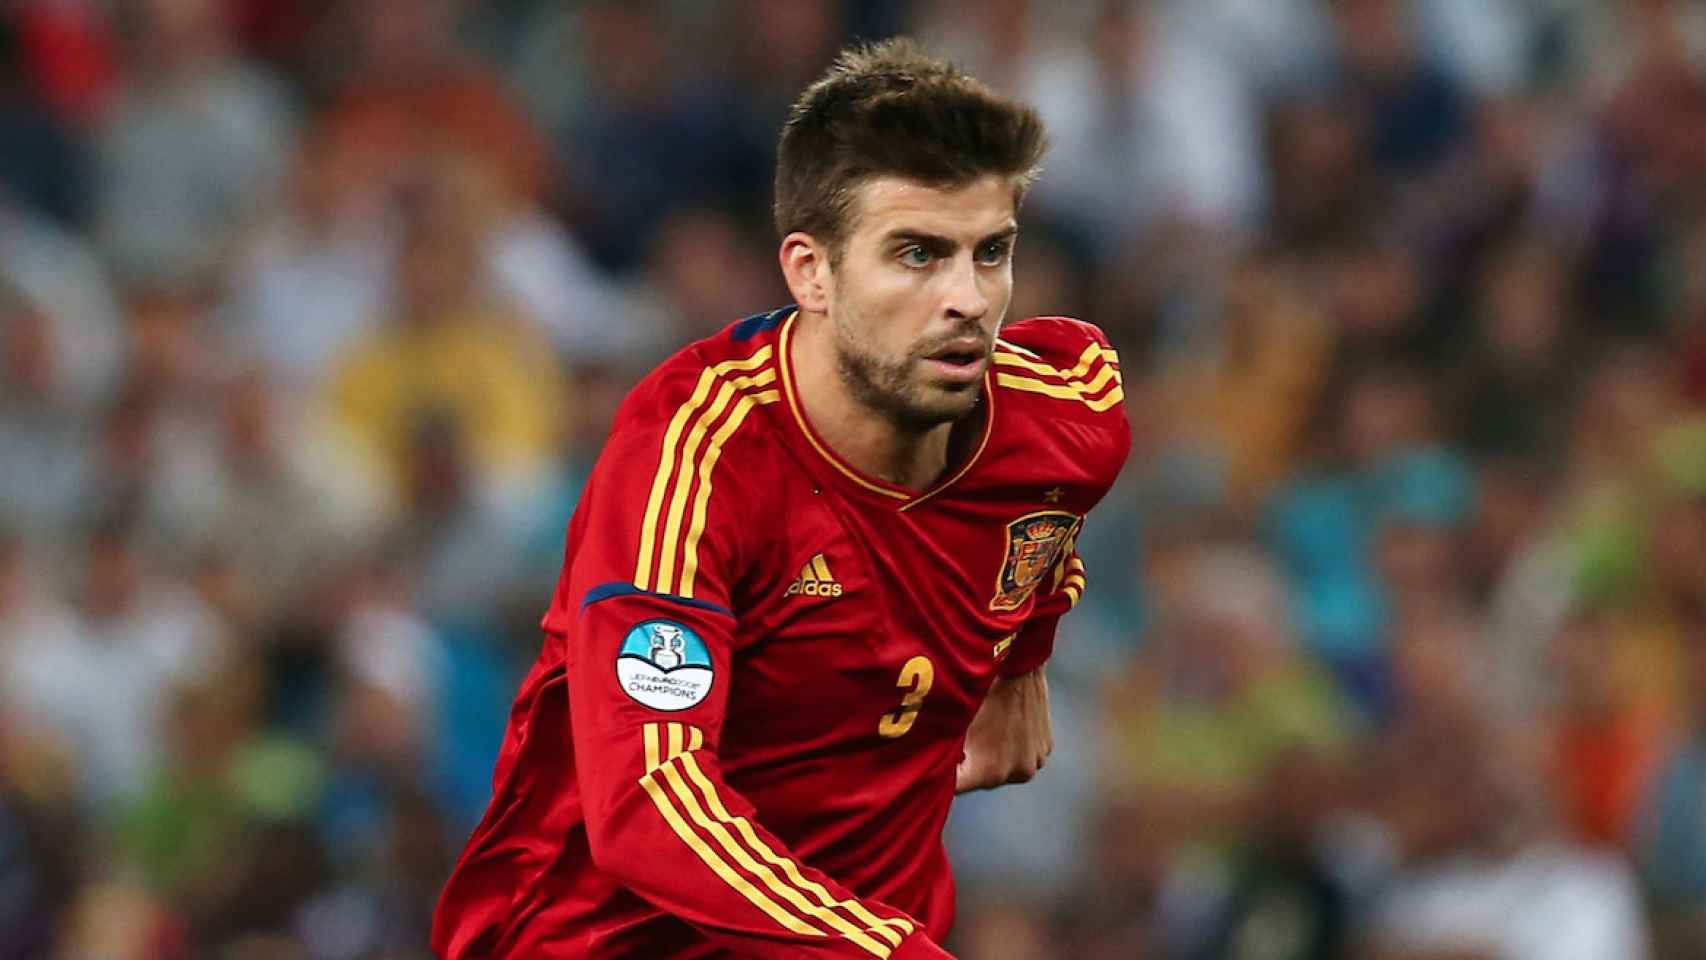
[{"left": 432, "top": 307, "right": 1130, "bottom": 958}]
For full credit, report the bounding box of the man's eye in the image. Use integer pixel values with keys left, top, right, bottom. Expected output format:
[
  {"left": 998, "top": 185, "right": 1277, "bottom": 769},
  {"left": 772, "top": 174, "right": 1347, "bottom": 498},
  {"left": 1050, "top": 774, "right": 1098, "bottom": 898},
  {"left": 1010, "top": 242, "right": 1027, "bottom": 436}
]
[
  {"left": 901, "top": 245, "right": 932, "bottom": 266},
  {"left": 978, "top": 242, "right": 1011, "bottom": 265}
]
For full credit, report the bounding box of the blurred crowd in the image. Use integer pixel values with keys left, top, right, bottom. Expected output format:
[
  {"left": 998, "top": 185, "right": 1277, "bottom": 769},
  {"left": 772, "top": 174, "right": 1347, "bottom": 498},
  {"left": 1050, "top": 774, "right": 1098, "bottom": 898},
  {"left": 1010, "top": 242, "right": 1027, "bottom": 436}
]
[{"left": 3, "top": 0, "right": 1706, "bottom": 957}]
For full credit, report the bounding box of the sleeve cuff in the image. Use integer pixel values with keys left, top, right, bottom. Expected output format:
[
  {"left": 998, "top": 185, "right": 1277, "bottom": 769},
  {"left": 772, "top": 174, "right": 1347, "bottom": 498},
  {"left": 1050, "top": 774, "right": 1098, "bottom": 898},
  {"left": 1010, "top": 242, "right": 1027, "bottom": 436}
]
[{"left": 1000, "top": 612, "right": 1059, "bottom": 677}]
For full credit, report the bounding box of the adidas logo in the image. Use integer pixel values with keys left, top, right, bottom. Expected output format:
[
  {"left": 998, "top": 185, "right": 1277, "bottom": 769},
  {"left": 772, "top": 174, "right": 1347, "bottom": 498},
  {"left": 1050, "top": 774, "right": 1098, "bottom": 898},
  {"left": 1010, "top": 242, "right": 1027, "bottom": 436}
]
[{"left": 785, "top": 553, "right": 844, "bottom": 598}]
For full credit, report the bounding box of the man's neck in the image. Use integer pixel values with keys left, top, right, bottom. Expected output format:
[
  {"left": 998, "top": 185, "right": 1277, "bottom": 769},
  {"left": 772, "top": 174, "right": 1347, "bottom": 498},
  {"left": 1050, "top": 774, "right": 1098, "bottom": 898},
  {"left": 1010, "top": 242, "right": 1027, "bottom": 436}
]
[{"left": 790, "top": 311, "right": 959, "bottom": 491}]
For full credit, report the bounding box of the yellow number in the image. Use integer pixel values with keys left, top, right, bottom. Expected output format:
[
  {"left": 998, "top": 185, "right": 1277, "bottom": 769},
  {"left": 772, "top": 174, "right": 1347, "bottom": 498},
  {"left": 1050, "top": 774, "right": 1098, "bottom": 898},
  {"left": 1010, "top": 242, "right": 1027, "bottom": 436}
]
[{"left": 877, "top": 655, "right": 934, "bottom": 739}]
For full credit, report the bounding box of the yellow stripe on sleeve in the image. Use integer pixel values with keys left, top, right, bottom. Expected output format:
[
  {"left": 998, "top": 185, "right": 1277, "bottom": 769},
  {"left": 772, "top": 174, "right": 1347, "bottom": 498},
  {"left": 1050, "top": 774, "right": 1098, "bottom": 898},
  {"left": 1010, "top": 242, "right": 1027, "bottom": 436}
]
[
  {"left": 635, "top": 369, "right": 719, "bottom": 590},
  {"left": 646, "top": 722, "right": 706, "bottom": 771},
  {"left": 656, "top": 764, "right": 900, "bottom": 952},
  {"left": 644, "top": 723, "right": 662, "bottom": 773},
  {"left": 639, "top": 775, "right": 826, "bottom": 938},
  {"left": 633, "top": 349, "right": 773, "bottom": 591},
  {"left": 657, "top": 368, "right": 777, "bottom": 595},
  {"left": 1089, "top": 386, "right": 1125, "bottom": 412},
  {"left": 995, "top": 373, "right": 1124, "bottom": 412},
  {"left": 676, "top": 390, "right": 777, "bottom": 598},
  {"left": 655, "top": 381, "right": 741, "bottom": 594},
  {"left": 679, "top": 754, "right": 915, "bottom": 947},
  {"left": 992, "top": 340, "right": 1118, "bottom": 381}
]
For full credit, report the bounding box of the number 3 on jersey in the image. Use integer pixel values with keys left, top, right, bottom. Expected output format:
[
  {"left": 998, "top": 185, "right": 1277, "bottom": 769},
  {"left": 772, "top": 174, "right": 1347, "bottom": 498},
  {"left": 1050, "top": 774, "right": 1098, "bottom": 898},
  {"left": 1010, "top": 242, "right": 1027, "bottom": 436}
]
[{"left": 877, "top": 655, "right": 934, "bottom": 739}]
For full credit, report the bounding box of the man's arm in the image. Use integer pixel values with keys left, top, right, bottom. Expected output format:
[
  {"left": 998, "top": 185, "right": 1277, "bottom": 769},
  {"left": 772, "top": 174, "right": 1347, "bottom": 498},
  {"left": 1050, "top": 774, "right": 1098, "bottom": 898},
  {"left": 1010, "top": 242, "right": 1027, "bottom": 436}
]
[
  {"left": 955, "top": 543, "right": 1082, "bottom": 794},
  {"left": 563, "top": 591, "right": 949, "bottom": 959},
  {"left": 955, "top": 665, "right": 1052, "bottom": 793}
]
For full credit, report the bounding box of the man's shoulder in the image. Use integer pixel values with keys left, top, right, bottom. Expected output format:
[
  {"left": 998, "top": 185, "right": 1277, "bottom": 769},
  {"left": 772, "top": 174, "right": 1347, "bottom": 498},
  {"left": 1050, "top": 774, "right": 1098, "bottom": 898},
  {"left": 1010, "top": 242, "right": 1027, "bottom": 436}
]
[
  {"left": 614, "top": 307, "right": 792, "bottom": 432},
  {"left": 988, "top": 316, "right": 1131, "bottom": 483},
  {"left": 991, "top": 316, "right": 1126, "bottom": 425}
]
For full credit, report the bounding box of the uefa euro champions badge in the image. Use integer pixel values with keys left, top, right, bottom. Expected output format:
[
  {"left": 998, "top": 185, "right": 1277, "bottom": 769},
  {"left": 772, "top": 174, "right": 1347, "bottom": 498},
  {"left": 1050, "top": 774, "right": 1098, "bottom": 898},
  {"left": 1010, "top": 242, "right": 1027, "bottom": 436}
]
[
  {"left": 990, "top": 511, "right": 1080, "bottom": 612},
  {"left": 616, "top": 620, "right": 715, "bottom": 711}
]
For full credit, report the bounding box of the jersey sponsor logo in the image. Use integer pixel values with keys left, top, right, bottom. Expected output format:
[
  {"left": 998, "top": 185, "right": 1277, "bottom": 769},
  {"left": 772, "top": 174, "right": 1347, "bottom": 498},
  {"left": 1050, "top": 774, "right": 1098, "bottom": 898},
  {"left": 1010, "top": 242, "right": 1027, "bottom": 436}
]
[
  {"left": 785, "top": 553, "right": 844, "bottom": 598},
  {"left": 617, "top": 619, "right": 715, "bottom": 711},
  {"left": 990, "top": 511, "right": 1080, "bottom": 612}
]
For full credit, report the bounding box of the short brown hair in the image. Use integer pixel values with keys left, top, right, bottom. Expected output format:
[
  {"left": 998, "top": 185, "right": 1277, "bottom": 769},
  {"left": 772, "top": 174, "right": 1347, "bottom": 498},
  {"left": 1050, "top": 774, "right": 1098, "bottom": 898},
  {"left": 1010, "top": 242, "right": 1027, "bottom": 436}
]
[{"left": 773, "top": 38, "right": 1047, "bottom": 260}]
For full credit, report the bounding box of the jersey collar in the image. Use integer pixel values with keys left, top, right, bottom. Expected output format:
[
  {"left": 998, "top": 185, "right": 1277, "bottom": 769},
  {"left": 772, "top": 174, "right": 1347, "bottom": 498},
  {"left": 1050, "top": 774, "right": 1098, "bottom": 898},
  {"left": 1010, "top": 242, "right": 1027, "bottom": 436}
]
[{"left": 777, "top": 309, "right": 994, "bottom": 512}]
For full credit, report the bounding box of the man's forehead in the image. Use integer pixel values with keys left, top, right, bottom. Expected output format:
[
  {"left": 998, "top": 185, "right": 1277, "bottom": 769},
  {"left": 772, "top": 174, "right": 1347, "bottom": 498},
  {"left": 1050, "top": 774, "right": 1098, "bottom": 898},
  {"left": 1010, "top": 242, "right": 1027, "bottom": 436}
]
[{"left": 848, "top": 175, "right": 1017, "bottom": 238}]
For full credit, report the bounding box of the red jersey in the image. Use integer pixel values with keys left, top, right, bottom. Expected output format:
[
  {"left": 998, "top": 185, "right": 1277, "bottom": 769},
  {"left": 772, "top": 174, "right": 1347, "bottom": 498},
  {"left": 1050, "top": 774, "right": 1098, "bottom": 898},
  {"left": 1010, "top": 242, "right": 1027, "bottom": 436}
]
[{"left": 433, "top": 307, "right": 1130, "bottom": 958}]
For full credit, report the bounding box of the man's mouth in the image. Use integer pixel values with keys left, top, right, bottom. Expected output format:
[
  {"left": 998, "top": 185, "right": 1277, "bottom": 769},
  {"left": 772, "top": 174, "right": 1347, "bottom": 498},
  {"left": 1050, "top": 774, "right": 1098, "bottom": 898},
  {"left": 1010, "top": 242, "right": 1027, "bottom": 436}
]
[{"left": 922, "top": 340, "right": 990, "bottom": 382}]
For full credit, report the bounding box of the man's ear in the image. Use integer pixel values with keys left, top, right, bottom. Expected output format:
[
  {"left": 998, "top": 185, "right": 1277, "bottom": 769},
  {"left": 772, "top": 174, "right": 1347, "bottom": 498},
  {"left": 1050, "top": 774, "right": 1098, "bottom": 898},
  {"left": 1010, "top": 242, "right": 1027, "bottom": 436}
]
[{"left": 779, "top": 232, "right": 831, "bottom": 313}]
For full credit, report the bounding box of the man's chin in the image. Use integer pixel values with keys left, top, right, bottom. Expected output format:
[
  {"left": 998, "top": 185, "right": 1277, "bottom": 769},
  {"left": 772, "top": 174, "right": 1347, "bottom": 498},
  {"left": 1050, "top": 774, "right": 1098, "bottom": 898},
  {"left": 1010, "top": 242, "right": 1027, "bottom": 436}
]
[{"left": 895, "top": 383, "right": 983, "bottom": 430}]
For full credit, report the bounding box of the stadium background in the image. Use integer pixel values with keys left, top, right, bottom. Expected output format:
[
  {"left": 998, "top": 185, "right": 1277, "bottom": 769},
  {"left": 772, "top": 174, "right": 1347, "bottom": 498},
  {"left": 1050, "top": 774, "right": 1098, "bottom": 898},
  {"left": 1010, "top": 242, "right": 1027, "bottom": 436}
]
[{"left": 3, "top": 0, "right": 1706, "bottom": 957}]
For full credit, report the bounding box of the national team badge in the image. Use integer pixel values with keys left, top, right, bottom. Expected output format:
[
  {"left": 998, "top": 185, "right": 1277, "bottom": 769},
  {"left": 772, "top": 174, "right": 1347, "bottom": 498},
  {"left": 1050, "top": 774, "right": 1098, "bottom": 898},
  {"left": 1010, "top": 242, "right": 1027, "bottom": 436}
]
[
  {"left": 990, "top": 511, "right": 1080, "bottom": 612},
  {"left": 616, "top": 620, "right": 715, "bottom": 711}
]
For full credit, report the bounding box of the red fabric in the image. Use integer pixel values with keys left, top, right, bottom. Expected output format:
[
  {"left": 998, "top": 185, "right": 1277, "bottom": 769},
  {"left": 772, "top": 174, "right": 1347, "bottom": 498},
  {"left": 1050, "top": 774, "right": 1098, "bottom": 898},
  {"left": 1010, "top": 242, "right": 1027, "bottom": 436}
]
[
  {"left": 14, "top": 1, "right": 116, "bottom": 121},
  {"left": 433, "top": 309, "right": 1128, "bottom": 957},
  {"left": 1553, "top": 706, "right": 1668, "bottom": 848},
  {"left": 319, "top": 65, "right": 551, "bottom": 202}
]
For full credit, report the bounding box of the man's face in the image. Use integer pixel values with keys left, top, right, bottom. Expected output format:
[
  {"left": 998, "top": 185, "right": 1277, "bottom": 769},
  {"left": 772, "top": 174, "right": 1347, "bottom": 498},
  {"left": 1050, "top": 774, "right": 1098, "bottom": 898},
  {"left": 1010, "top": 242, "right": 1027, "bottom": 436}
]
[{"left": 822, "top": 175, "right": 1017, "bottom": 431}]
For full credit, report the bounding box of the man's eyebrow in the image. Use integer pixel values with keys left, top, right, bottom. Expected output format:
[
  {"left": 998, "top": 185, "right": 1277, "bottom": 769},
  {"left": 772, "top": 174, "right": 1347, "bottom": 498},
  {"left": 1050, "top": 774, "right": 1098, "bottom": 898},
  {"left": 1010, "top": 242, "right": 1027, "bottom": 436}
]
[
  {"left": 882, "top": 224, "right": 1019, "bottom": 249},
  {"left": 883, "top": 229, "right": 956, "bottom": 250}
]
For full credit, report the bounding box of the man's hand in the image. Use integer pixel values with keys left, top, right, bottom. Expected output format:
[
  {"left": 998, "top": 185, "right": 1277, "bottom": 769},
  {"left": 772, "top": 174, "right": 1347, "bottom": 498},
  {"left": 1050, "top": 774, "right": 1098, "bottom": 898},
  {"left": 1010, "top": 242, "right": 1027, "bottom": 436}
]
[{"left": 955, "top": 667, "right": 1052, "bottom": 793}]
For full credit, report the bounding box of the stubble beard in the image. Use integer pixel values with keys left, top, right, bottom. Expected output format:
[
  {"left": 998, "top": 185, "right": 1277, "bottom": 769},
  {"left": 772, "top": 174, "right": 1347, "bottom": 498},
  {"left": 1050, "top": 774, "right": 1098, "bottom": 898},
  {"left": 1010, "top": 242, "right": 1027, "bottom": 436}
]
[{"left": 833, "top": 320, "right": 983, "bottom": 434}]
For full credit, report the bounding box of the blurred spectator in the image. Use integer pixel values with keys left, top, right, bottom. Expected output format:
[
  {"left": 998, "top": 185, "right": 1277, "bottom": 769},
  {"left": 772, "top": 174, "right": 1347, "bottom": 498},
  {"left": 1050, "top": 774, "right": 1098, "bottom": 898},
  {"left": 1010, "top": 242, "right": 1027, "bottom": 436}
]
[
  {"left": 921, "top": 0, "right": 1265, "bottom": 250},
  {"left": 0, "top": 199, "right": 125, "bottom": 411},
  {"left": 1195, "top": 748, "right": 1354, "bottom": 960},
  {"left": 0, "top": 779, "right": 78, "bottom": 960},
  {"left": 1264, "top": 93, "right": 1374, "bottom": 250},
  {"left": 0, "top": 277, "right": 105, "bottom": 547},
  {"left": 545, "top": 1, "right": 757, "bottom": 272},
  {"left": 625, "top": 206, "right": 790, "bottom": 352},
  {"left": 315, "top": 0, "right": 549, "bottom": 207},
  {"left": 0, "top": 8, "right": 93, "bottom": 225},
  {"left": 1263, "top": 358, "right": 1474, "bottom": 711},
  {"left": 1, "top": 521, "right": 225, "bottom": 807},
  {"left": 1638, "top": 611, "right": 1706, "bottom": 956},
  {"left": 1363, "top": 718, "right": 1651, "bottom": 960},
  {"left": 1452, "top": 236, "right": 1579, "bottom": 460},
  {"left": 226, "top": 120, "right": 397, "bottom": 396},
  {"left": 319, "top": 156, "right": 569, "bottom": 512},
  {"left": 1544, "top": 610, "right": 1672, "bottom": 849},
  {"left": 1328, "top": 0, "right": 1471, "bottom": 181},
  {"left": 149, "top": 369, "right": 380, "bottom": 628},
  {"left": 1099, "top": 541, "right": 1355, "bottom": 955},
  {"left": 389, "top": 408, "right": 529, "bottom": 620},
  {"left": 949, "top": 898, "right": 1059, "bottom": 960},
  {"left": 94, "top": 0, "right": 295, "bottom": 286},
  {"left": 1154, "top": 252, "right": 1336, "bottom": 517},
  {"left": 7, "top": 0, "right": 117, "bottom": 125}
]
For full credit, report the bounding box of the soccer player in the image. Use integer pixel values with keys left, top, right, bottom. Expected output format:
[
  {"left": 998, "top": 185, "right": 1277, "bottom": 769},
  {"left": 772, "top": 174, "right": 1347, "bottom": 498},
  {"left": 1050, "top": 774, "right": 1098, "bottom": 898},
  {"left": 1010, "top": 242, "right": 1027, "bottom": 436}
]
[{"left": 432, "top": 38, "right": 1130, "bottom": 958}]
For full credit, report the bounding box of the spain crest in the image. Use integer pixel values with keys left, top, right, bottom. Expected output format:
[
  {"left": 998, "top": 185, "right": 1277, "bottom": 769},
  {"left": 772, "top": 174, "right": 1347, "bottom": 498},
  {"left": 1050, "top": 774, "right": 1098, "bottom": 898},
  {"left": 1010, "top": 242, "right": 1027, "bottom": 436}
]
[{"left": 990, "top": 511, "right": 1080, "bottom": 612}]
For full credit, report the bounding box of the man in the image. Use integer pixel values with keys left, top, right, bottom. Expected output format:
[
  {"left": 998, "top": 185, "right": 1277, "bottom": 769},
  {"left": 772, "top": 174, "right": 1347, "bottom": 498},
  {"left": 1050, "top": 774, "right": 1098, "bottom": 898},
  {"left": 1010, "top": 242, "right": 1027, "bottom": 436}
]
[{"left": 433, "top": 38, "right": 1129, "bottom": 958}]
